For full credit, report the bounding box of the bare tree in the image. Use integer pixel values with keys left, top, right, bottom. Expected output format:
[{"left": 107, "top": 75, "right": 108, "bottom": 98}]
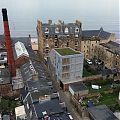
[{"left": 94, "top": 46, "right": 107, "bottom": 61}]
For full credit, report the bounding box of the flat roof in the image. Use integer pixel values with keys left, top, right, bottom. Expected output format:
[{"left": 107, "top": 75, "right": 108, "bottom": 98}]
[
  {"left": 55, "top": 48, "right": 80, "bottom": 56},
  {"left": 15, "top": 105, "right": 26, "bottom": 117},
  {"left": 88, "top": 105, "right": 119, "bottom": 120}
]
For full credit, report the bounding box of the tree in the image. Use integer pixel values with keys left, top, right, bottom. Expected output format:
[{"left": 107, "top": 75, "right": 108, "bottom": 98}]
[{"left": 94, "top": 46, "right": 107, "bottom": 62}]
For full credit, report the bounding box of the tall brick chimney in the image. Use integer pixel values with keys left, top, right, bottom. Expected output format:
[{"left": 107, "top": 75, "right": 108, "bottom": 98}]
[{"left": 2, "top": 8, "right": 16, "bottom": 77}]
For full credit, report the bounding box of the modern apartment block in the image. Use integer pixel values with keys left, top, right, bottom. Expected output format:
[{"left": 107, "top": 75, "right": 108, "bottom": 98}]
[{"left": 49, "top": 47, "right": 84, "bottom": 90}]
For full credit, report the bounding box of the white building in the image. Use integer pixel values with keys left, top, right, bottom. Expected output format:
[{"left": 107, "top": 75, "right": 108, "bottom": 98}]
[
  {"left": 15, "top": 105, "right": 26, "bottom": 120},
  {"left": 49, "top": 47, "right": 84, "bottom": 90}
]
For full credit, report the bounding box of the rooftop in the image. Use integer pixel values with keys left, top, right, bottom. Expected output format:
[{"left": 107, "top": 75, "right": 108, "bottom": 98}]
[
  {"left": 55, "top": 48, "right": 80, "bottom": 56},
  {"left": 100, "top": 41, "right": 120, "bottom": 56},
  {"left": 88, "top": 105, "right": 119, "bottom": 120},
  {"left": 69, "top": 82, "right": 88, "bottom": 92},
  {"left": 82, "top": 28, "right": 111, "bottom": 40},
  {"left": 15, "top": 105, "right": 26, "bottom": 117},
  {"left": 15, "top": 41, "right": 29, "bottom": 59}
]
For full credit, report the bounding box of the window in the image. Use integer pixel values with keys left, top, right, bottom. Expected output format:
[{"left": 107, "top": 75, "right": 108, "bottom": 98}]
[
  {"left": 55, "top": 41, "right": 57, "bottom": 47},
  {"left": 75, "top": 27, "right": 79, "bottom": 33},
  {"left": 65, "top": 27, "right": 69, "bottom": 34},
  {"left": 45, "top": 28, "right": 49, "bottom": 34},
  {"left": 67, "top": 42, "right": 69, "bottom": 47},
  {"left": 62, "top": 73, "right": 70, "bottom": 79},
  {"left": 55, "top": 35, "right": 58, "bottom": 39},
  {"left": 55, "top": 27, "right": 59, "bottom": 33},
  {"left": 45, "top": 34, "right": 48, "bottom": 39},
  {"left": 62, "top": 65, "right": 70, "bottom": 72},
  {"left": 46, "top": 49, "right": 49, "bottom": 53},
  {"left": 62, "top": 58, "right": 70, "bottom": 65},
  {"left": 75, "top": 41, "right": 78, "bottom": 46}
]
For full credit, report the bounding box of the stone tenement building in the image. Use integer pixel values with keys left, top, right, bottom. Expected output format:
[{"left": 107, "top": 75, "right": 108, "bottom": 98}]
[
  {"left": 100, "top": 41, "right": 120, "bottom": 79},
  {"left": 37, "top": 20, "right": 116, "bottom": 59}
]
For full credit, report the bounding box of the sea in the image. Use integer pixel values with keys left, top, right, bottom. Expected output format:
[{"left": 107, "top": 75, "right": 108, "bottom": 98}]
[{"left": 0, "top": 0, "right": 119, "bottom": 38}]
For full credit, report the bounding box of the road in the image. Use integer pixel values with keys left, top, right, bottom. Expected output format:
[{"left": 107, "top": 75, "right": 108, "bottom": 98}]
[{"left": 42, "top": 61, "right": 82, "bottom": 120}]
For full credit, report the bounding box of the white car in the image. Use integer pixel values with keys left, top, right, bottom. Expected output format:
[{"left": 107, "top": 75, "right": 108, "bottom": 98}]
[
  {"left": 86, "top": 59, "right": 92, "bottom": 64},
  {"left": 95, "top": 60, "right": 102, "bottom": 65},
  {"left": 67, "top": 113, "right": 73, "bottom": 120}
]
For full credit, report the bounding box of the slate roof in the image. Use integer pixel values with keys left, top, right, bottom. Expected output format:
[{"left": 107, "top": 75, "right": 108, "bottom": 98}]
[
  {"left": 42, "top": 22, "right": 82, "bottom": 36},
  {"left": 0, "top": 68, "right": 11, "bottom": 85},
  {"left": 69, "top": 82, "right": 88, "bottom": 92},
  {"left": 88, "top": 105, "right": 119, "bottom": 120},
  {"left": 12, "top": 37, "right": 71, "bottom": 120},
  {"left": 0, "top": 35, "right": 4, "bottom": 41},
  {"left": 34, "top": 98, "right": 70, "bottom": 119},
  {"left": 82, "top": 28, "right": 111, "bottom": 39},
  {"left": 100, "top": 41, "right": 120, "bottom": 56}
]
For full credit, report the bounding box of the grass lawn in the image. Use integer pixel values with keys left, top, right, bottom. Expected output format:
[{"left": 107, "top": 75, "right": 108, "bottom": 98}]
[
  {"left": 82, "top": 83, "right": 120, "bottom": 111},
  {"left": 98, "top": 92, "right": 118, "bottom": 106},
  {"left": 55, "top": 48, "right": 80, "bottom": 56},
  {"left": 83, "top": 68, "right": 96, "bottom": 77}
]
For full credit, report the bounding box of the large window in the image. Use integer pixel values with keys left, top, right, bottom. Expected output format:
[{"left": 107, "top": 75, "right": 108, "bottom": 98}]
[
  {"left": 62, "top": 73, "right": 70, "bottom": 79},
  {"left": 62, "top": 65, "right": 70, "bottom": 72},
  {"left": 62, "top": 58, "right": 70, "bottom": 65}
]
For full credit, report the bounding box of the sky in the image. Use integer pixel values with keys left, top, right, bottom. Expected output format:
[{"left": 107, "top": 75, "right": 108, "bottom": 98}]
[{"left": 0, "top": 0, "right": 119, "bottom": 37}]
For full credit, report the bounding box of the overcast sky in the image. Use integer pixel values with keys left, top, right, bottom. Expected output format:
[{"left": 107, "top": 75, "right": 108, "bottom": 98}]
[{"left": 0, "top": 0, "right": 119, "bottom": 37}]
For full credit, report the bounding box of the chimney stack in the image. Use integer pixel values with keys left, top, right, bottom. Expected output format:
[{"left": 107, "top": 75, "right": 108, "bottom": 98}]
[{"left": 2, "top": 8, "right": 16, "bottom": 77}]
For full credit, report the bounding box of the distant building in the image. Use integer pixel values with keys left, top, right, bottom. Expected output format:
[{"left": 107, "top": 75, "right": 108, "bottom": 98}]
[
  {"left": 37, "top": 20, "right": 82, "bottom": 59},
  {"left": 49, "top": 47, "right": 84, "bottom": 90},
  {"left": 30, "top": 37, "right": 38, "bottom": 53},
  {"left": 88, "top": 105, "right": 119, "bottom": 120},
  {"left": 37, "top": 20, "right": 116, "bottom": 59},
  {"left": 69, "top": 82, "right": 88, "bottom": 99},
  {"left": 81, "top": 27, "right": 116, "bottom": 58},
  {"left": 100, "top": 41, "right": 120, "bottom": 79}
]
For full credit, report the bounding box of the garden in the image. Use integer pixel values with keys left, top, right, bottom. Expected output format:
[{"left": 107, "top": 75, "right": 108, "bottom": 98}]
[{"left": 81, "top": 79, "right": 120, "bottom": 112}]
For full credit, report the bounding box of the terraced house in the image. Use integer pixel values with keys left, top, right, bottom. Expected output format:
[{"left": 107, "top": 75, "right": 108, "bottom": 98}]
[
  {"left": 100, "top": 41, "right": 120, "bottom": 79},
  {"left": 37, "top": 20, "right": 116, "bottom": 59}
]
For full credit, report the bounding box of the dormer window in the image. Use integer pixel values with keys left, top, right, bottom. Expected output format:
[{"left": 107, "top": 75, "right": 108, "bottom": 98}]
[
  {"left": 55, "top": 27, "right": 59, "bottom": 33},
  {"left": 65, "top": 27, "right": 69, "bottom": 34},
  {"left": 75, "top": 27, "right": 79, "bottom": 33},
  {"left": 55, "top": 35, "right": 58, "bottom": 39},
  {"left": 45, "top": 28, "right": 49, "bottom": 34}
]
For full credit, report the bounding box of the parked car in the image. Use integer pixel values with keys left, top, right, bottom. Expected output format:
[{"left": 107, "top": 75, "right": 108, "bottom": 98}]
[
  {"left": 67, "top": 113, "right": 73, "bottom": 120},
  {"left": 86, "top": 59, "right": 92, "bottom": 65},
  {"left": 95, "top": 59, "right": 102, "bottom": 65}
]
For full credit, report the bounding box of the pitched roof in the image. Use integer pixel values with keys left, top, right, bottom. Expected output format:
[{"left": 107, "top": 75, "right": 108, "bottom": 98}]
[
  {"left": 88, "top": 105, "right": 119, "bottom": 120},
  {"left": 100, "top": 41, "right": 120, "bottom": 55},
  {"left": 82, "top": 28, "right": 111, "bottom": 39},
  {"left": 42, "top": 22, "right": 81, "bottom": 36},
  {"left": 15, "top": 41, "right": 29, "bottom": 59}
]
